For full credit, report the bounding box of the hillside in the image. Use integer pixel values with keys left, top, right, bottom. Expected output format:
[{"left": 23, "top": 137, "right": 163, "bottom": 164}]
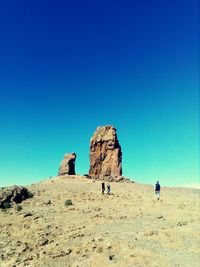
[{"left": 0, "top": 176, "right": 199, "bottom": 267}]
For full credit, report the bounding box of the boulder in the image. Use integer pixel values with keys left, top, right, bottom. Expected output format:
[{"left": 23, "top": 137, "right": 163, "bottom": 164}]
[
  {"left": 89, "top": 126, "right": 122, "bottom": 181},
  {"left": 0, "top": 186, "right": 33, "bottom": 209},
  {"left": 58, "top": 153, "right": 76, "bottom": 175}
]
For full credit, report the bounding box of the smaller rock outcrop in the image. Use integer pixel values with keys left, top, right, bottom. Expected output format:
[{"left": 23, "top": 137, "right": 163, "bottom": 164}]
[
  {"left": 0, "top": 186, "right": 33, "bottom": 209},
  {"left": 58, "top": 153, "right": 76, "bottom": 175}
]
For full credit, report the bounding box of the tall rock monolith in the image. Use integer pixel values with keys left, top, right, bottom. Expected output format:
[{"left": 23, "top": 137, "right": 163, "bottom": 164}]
[{"left": 89, "top": 126, "right": 122, "bottom": 181}]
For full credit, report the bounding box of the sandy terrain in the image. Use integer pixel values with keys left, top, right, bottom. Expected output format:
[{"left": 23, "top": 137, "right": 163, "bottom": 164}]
[{"left": 0, "top": 175, "right": 200, "bottom": 267}]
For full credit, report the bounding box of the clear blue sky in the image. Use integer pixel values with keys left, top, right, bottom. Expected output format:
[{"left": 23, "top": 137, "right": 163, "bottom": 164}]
[{"left": 0, "top": 0, "right": 199, "bottom": 187}]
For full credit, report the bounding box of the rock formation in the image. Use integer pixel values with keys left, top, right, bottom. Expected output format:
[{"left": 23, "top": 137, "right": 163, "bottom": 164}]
[
  {"left": 0, "top": 186, "right": 33, "bottom": 209},
  {"left": 58, "top": 153, "right": 76, "bottom": 175},
  {"left": 89, "top": 126, "right": 122, "bottom": 181}
]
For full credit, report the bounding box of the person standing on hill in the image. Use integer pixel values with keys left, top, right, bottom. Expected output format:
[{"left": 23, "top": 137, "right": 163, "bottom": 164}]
[
  {"left": 102, "top": 182, "right": 105, "bottom": 194},
  {"left": 155, "top": 181, "right": 161, "bottom": 200},
  {"left": 107, "top": 183, "right": 111, "bottom": 194}
]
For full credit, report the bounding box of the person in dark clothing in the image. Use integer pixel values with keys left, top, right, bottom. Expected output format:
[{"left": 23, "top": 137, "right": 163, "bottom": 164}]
[
  {"left": 155, "top": 181, "right": 161, "bottom": 200},
  {"left": 102, "top": 182, "right": 105, "bottom": 194},
  {"left": 107, "top": 183, "right": 111, "bottom": 194}
]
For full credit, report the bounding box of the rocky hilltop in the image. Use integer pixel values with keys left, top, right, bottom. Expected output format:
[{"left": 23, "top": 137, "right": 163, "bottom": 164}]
[
  {"left": 0, "top": 176, "right": 199, "bottom": 267},
  {"left": 89, "top": 126, "right": 122, "bottom": 181}
]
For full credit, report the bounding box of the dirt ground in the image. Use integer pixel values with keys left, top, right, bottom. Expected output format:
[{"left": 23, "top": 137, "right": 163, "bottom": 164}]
[{"left": 0, "top": 175, "right": 200, "bottom": 267}]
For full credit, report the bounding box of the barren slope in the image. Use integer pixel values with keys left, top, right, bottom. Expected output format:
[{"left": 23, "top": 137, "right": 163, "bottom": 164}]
[{"left": 0, "top": 176, "right": 199, "bottom": 267}]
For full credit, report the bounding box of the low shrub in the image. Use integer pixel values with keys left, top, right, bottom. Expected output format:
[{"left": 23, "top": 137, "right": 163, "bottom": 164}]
[
  {"left": 65, "top": 199, "right": 73, "bottom": 206},
  {"left": 16, "top": 205, "right": 22, "bottom": 212}
]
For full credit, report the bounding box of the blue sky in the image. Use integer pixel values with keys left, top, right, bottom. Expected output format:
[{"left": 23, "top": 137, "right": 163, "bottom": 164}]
[{"left": 0, "top": 0, "right": 199, "bottom": 187}]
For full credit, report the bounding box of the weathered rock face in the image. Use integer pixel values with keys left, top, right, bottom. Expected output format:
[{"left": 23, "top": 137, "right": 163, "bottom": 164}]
[
  {"left": 0, "top": 186, "right": 33, "bottom": 209},
  {"left": 58, "top": 153, "right": 76, "bottom": 175},
  {"left": 89, "top": 126, "right": 122, "bottom": 180}
]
